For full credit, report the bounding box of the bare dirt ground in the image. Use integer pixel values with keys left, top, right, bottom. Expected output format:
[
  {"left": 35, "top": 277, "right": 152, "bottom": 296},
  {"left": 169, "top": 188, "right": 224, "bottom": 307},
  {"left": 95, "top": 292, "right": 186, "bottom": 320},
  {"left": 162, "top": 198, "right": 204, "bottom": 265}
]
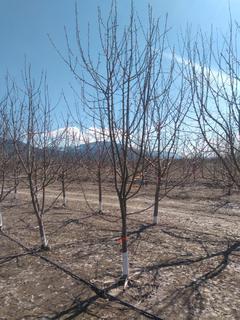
[{"left": 1, "top": 183, "right": 240, "bottom": 320}]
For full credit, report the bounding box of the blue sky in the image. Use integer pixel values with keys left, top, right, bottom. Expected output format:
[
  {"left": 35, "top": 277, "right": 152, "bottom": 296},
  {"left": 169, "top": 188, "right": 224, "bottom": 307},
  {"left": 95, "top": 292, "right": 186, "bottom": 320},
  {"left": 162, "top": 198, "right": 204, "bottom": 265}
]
[{"left": 0, "top": 0, "right": 239, "bottom": 124}]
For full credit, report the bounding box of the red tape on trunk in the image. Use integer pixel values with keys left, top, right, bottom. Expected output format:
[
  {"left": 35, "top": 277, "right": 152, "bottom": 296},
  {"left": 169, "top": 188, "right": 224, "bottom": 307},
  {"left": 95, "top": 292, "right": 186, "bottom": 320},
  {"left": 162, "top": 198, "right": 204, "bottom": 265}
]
[{"left": 116, "top": 236, "right": 128, "bottom": 244}]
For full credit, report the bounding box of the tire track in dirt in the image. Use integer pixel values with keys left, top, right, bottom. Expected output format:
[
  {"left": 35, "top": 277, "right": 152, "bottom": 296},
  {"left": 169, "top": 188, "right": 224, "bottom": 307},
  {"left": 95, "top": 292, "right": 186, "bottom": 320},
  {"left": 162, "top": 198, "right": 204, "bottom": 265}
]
[
  {"left": 16, "top": 189, "right": 240, "bottom": 231},
  {"left": 17, "top": 190, "right": 150, "bottom": 211}
]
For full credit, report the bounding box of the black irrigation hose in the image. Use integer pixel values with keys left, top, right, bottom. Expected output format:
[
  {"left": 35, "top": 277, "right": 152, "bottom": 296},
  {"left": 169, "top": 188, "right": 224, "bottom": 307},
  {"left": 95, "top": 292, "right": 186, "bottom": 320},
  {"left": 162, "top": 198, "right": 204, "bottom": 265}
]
[
  {"left": 0, "top": 251, "right": 38, "bottom": 265},
  {"left": 0, "top": 230, "right": 163, "bottom": 320}
]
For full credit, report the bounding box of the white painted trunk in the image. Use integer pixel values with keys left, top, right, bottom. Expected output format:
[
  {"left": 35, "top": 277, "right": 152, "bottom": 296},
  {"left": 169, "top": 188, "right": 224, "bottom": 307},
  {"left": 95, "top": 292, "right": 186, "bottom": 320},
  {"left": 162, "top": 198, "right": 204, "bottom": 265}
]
[
  {"left": 42, "top": 231, "right": 48, "bottom": 248},
  {"left": 63, "top": 195, "right": 66, "bottom": 207},
  {"left": 38, "top": 215, "right": 49, "bottom": 249},
  {"left": 122, "top": 251, "right": 129, "bottom": 276},
  {"left": 153, "top": 215, "right": 158, "bottom": 225},
  {"left": 14, "top": 191, "right": 18, "bottom": 200}
]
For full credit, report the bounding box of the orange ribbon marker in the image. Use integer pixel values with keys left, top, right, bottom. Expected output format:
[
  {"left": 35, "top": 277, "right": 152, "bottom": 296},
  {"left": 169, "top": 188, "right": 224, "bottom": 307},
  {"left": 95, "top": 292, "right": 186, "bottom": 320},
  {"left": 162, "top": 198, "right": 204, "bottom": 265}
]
[{"left": 116, "top": 236, "right": 128, "bottom": 244}]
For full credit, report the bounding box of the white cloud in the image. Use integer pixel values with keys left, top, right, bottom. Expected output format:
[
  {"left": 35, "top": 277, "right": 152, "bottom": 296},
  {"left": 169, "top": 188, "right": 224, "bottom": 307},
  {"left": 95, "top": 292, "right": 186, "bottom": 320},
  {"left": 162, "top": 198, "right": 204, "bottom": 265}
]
[{"left": 165, "top": 51, "right": 236, "bottom": 90}]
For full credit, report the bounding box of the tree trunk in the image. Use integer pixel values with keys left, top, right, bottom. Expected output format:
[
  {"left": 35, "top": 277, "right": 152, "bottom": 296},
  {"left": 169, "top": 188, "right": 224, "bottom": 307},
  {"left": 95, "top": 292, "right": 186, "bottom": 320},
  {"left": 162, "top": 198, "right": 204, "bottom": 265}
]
[
  {"left": 153, "top": 181, "right": 160, "bottom": 225},
  {"left": 36, "top": 213, "right": 49, "bottom": 250},
  {"left": 119, "top": 198, "right": 129, "bottom": 278},
  {"left": 14, "top": 174, "right": 18, "bottom": 200},
  {"left": 61, "top": 172, "right": 66, "bottom": 207},
  {"left": 98, "top": 167, "right": 103, "bottom": 214},
  {"left": 14, "top": 186, "right": 18, "bottom": 200},
  {"left": 0, "top": 210, "right": 3, "bottom": 230},
  {"left": 13, "top": 161, "right": 19, "bottom": 201}
]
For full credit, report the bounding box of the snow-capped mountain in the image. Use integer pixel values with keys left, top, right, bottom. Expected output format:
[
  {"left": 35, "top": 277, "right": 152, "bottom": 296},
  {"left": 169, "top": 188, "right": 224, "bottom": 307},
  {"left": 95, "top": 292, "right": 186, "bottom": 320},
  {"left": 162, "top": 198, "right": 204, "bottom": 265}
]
[{"left": 48, "top": 126, "right": 109, "bottom": 148}]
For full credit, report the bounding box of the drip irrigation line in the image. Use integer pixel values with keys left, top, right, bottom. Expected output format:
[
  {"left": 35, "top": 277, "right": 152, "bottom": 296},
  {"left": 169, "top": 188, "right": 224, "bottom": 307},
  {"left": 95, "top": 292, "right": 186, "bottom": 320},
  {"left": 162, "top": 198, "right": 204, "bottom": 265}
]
[
  {"left": 0, "top": 251, "right": 39, "bottom": 265},
  {"left": 0, "top": 230, "right": 164, "bottom": 320}
]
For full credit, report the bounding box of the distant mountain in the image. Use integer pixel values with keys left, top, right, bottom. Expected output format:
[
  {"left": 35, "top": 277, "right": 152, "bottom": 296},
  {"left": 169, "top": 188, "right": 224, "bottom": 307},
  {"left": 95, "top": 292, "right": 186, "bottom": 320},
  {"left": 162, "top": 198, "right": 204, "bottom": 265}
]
[
  {"left": 0, "top": 138, "right": 26, "bottom": 154},
  {"left": 1, "top": 127, "right": 180, "bottom": 160},
  {"left": 49, "top": 126, "right": 109, "bottom": 149},
  {"left": 148, "top": 150, "right": 181, "bottom": 159}
]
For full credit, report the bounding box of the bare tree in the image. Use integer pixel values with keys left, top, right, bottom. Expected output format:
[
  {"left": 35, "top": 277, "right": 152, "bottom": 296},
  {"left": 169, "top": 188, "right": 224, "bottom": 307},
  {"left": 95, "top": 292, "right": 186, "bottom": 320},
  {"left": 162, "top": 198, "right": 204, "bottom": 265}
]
[
  {"left": 186, "top": 22, "right": 240, "bottom": 193},
  {"left": 0, "top": 90, "right": 23, "bottom": 234},
  {"left": 79, "top": 124, "right": 110, "bottom": 214},
  {"left": 147, "top": 51, "right": 189, "bottom": 225},
  {"left": 0, "top": 95, "right": 20, "bottom": 205},
  {"left": 57, "top": 2, "right": 171, "bottom": 280},
  {"left": 54, "top": 125, "right": 82, "bottom": 208},
  {"left": 7, "top": 66, "right": 65, "bottom": 249}
]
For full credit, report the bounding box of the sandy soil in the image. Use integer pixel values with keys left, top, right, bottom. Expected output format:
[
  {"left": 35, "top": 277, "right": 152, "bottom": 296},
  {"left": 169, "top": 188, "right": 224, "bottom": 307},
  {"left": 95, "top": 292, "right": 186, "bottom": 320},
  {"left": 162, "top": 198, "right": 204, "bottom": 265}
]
[{"left": 1, "top": 183, "right": 240, "bottom": 319}]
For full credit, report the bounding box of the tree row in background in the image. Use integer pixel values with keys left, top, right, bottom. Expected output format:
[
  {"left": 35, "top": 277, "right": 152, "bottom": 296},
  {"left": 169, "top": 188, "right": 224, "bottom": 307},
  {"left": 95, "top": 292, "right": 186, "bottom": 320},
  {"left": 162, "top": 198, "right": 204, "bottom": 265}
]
[{"left": 0, "top": 2, "right": 240, "bottom": 282}]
